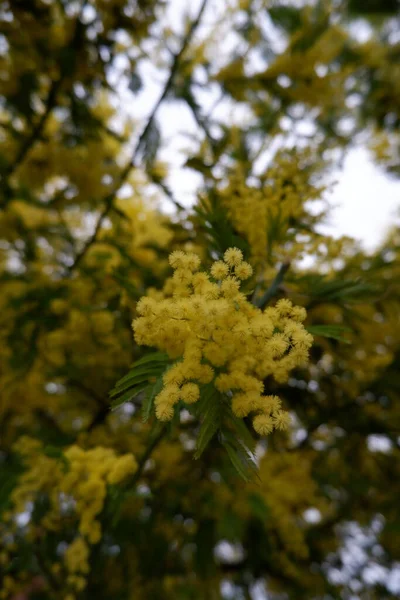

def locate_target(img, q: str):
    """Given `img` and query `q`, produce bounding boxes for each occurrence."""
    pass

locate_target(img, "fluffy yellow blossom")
[133,249,313,435]
[180,382,200,404]
[210,260,229,279]
[224,247,243,266]
[11,439,137,549]
[169,251,200,271]
[67,575,87,591]
[272,410,292,431]
[235,261,253,280]
[107,454,138,485]
[253,414,274,435]
[155,401,175,421]
[64,537,90,574]
[221,151,325,265]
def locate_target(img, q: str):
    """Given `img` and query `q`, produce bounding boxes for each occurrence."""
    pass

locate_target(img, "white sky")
[325,149,400,250]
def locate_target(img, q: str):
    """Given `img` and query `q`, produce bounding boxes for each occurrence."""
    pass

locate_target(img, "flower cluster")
[12,437,137,544]
[60,445,137,543]
[64,536,90,593]
[10,437,137,594]
[133,249,313,435]
[221,152,325,264]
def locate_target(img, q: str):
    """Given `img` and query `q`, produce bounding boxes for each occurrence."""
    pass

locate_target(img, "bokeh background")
[1,1,400,599]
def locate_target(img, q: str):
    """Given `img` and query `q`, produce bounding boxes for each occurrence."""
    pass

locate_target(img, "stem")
[185,92,218,151]
[110,425,167,526]
[129,425,167,487]
[3,78,62,181]
[149,176,186,211]
[68,379,111,431]
[255,261,290,309]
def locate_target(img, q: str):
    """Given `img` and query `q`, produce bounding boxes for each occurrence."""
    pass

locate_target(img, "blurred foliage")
[0,0,400,599]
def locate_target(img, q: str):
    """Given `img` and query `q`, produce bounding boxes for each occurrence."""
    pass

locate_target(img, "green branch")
[255,261,290,309]
[129,425,167,487]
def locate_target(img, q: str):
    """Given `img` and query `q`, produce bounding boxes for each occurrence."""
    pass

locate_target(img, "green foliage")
[1,1,400,598]
[222,436,258,483]
[268,5,302,33]
[188,383,257,481]
[193,193,249,258]
[142,375,164,422]
[109,352,170,411]
[192,385,224,459]
[307,324,352,343]
[347,0,400,16]
[297,273,378,307]
[0,455,24,515]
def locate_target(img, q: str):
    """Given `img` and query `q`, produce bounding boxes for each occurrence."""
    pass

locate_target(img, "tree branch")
[68,378,111,431]
[185,91,219,151]
[3,78,62,181]
[67,0,209,273]
[128,425,167,487]
[254,261,290,309]
[109,425,167,526]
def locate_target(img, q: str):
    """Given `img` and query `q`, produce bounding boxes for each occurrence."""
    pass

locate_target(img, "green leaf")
[302,275,377,304]
[194,406,221,459]
[223,441,256,482]
[142,376,163,422]
[192,382,216,413]
[110,370,162,397]
[109,352,170,412]
[248,493,270,522]
[110,383,148,410]
[307,324,352,343]
[109,353,174,418]
[129,352,170,369]
[194,386,223,458]
[226,410,256,454]
[222,428,258,482]
[268,5,302,33]
[193,193,249,257]
[191,385,258,465]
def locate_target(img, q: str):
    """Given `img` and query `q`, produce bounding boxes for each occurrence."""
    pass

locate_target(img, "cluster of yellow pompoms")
[61,445,137,543]
[9,437,137,594]
[221,152,325,264]
[133,248,313,435]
